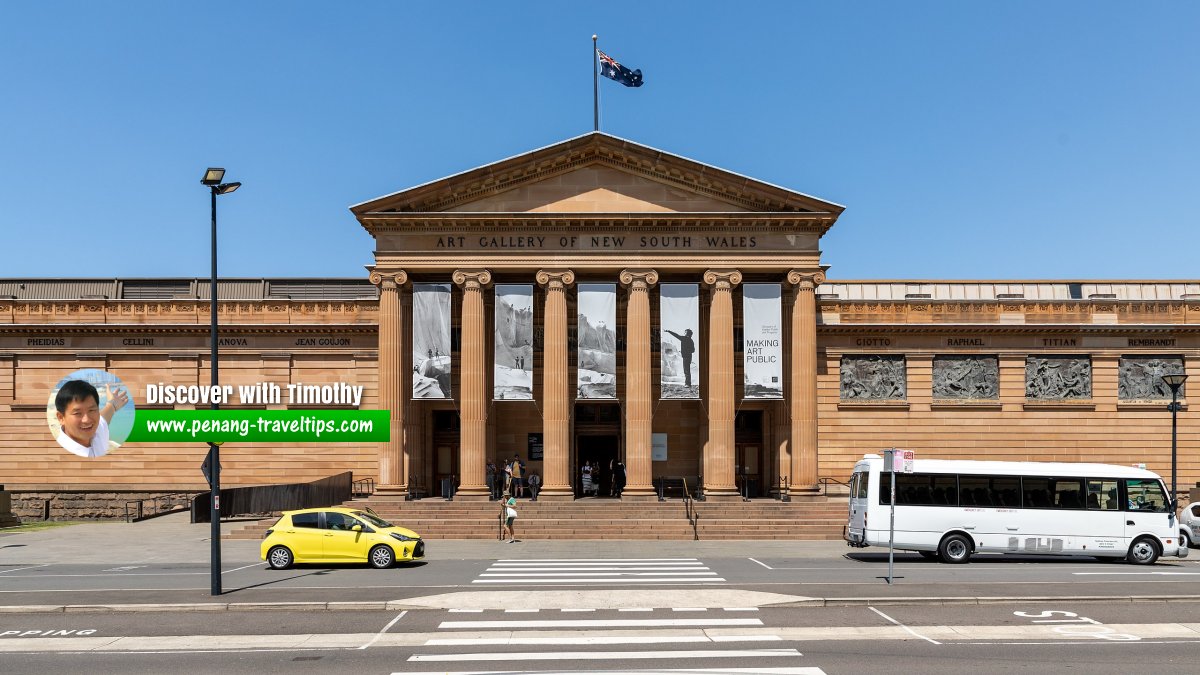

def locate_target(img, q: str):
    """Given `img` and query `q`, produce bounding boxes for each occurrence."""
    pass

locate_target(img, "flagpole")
[592,34,599,132]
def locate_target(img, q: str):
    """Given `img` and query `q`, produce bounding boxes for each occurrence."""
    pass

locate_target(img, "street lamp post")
[1162,373,1188,522]
[201,168,240,596]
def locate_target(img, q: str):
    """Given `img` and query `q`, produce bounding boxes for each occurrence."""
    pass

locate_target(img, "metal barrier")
[656,476,701,501]
[819,477,851,496]
[191,471,354,523]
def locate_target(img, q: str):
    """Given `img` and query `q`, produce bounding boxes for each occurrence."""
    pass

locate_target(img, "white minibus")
[845,454,1188,564]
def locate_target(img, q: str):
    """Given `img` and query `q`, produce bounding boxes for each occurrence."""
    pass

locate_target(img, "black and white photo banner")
[412,283,452,399]
[743,283,783,399]
[576,283,617,399]
[660,283,700,399]
[494,284,534,400]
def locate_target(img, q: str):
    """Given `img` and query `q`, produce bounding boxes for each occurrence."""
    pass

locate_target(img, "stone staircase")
[228,496,849,541]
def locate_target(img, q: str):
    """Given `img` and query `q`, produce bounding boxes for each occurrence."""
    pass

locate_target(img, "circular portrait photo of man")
[45,369,135,458]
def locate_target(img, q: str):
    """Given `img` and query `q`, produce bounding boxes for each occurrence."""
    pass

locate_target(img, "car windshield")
[354,511,394,528]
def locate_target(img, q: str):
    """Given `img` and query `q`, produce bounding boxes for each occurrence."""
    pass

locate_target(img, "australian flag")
[597,49,643,87]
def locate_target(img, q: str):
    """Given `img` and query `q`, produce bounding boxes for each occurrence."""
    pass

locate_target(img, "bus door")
[847,467,869,544]
[1084,478,1125,554]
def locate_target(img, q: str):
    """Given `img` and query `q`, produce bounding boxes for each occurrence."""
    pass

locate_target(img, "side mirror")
[350,524,363,532]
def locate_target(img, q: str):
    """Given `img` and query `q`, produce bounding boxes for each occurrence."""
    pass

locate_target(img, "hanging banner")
[576,283,617,399]
[494,284,534,400]
[412,283,452,399]
[660,283,700,399]
[743,283,783,399]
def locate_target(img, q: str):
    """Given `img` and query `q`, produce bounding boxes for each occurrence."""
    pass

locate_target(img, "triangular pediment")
[351,132,844,217]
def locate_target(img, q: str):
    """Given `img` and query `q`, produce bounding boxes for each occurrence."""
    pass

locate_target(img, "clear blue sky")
[2,2,1197,281]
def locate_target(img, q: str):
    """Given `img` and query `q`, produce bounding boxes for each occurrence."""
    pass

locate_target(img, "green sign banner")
[126,409,390,443]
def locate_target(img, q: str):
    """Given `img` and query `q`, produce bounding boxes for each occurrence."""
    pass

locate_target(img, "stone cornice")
[360,213,835,236]
[818,324,1200,335]
[0,324,378,335]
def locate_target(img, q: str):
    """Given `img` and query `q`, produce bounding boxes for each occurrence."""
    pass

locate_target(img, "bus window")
[849,472,860,499]
[1086,479,1118,510]
[1051,478,1085,509]
[1124,479,1168,512]
[856,472,869,499]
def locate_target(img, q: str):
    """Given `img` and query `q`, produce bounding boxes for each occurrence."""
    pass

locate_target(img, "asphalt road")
[3,602,1199,674]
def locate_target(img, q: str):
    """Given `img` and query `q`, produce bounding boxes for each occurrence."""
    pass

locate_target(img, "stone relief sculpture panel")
[1025,356,1092,400]
[933,355,999,399]
[1119,356,1185,400]
[840,355,906,400]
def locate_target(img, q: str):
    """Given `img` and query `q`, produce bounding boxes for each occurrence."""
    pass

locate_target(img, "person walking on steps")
[503,497,519,543]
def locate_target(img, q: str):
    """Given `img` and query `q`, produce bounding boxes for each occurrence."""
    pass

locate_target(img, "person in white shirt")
[54,380,128,458]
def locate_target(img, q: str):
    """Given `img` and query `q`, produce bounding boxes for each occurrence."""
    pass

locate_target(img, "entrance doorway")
[432,410,460,498]
[735,411,764,498]
[577,434,619,497]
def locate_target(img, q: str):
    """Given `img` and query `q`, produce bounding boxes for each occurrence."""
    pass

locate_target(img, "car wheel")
[1127,536,1160,565]
[267,545,294,570]
[938,533,972,564]
[369,545,396,569]
[1181,529,1192,549]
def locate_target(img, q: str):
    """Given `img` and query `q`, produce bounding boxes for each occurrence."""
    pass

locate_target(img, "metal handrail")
[352,477,376,498]
[681,477,699,540]
[124,493,194,523]
[819,477,851,496]
[778,475,791,502]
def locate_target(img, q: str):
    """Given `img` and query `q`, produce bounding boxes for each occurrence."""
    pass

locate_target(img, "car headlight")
[390,532,417,542]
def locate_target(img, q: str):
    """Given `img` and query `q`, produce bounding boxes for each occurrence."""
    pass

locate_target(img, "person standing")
[510,454,525,499]
[528,471,541,501]
[503,497,519,543]
[581,461,594,496]
[486,460,498,500]
[611,458,627,498]
[503,457,514,497]
[665,329,695,388]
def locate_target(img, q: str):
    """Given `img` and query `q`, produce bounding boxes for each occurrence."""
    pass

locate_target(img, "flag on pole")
[597,49,643,87]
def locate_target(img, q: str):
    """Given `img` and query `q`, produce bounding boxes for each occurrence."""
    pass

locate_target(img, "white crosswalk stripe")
[475,558,723,584]
[397,669,827,674]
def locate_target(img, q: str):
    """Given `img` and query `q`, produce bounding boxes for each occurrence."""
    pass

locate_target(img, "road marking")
[505,609,539,613]
[408,648,803,662]
[481,571,718,576]
[473,578,727,584]
[562,608,596,612]
[393,662,825,667]
[357,610,406,650]
[868,606,941,645]
[1073,572,1200,576]
[425,635,784,646]
[0,565,49,575]
[222,563,265,574]
[493,562,706,566]
[476,558,720,585]
[618,608,653,612]
[673,607,707,612]
[396,669,827,675]
[748,558,773,569]
[438,618,765,629]
[725,607,759,611]
[448,609,483,613]
[100,566,145,573]
[495,558,702,562]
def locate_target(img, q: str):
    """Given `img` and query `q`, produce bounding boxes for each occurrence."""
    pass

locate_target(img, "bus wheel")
[1126,537,1160,565]
[938,533,973,564]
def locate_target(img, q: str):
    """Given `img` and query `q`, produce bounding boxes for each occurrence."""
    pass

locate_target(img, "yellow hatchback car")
[260,507,424,569]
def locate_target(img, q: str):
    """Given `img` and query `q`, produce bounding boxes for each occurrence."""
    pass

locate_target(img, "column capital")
[452,269,492,290]
[786,269,826,290]
[535,269,576,289]
[368,269,409,289]
[703,269,743,290]
[619,269,659,289]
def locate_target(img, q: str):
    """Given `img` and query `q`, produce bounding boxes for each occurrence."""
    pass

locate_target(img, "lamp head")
[1162,373,1188,392]
[215,182,241,195]
[202,168,225,186]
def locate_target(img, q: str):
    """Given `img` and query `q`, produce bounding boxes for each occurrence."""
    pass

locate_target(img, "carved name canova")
[933,355,1000,399]
[840,355,907,400]
[1025,356,1092,400]
[1118,356,1186,400]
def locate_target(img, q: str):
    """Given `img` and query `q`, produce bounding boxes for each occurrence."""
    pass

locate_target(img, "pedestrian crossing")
[473,557,724,584]
[393,608,827,675]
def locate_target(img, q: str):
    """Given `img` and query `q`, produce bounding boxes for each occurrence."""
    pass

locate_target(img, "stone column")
[453,269,492,499]
[536,269,575,500]
[619,269,659,499]
[369,269,408,496]
[787,269,825,493]
[702,269,742,499]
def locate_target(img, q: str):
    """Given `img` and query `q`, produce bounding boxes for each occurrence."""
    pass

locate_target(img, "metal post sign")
[882,448,914,585]
[887,448,915,474]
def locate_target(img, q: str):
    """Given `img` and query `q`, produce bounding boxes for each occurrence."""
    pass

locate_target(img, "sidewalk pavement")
[0,512,852,565]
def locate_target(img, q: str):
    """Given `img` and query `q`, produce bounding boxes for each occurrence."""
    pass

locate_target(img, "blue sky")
[1,2,1196,281]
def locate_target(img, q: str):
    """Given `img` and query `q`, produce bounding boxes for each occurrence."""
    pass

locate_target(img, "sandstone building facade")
[1,133,1196,516]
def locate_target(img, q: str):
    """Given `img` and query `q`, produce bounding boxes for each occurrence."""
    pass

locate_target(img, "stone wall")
[9,491,198,521]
